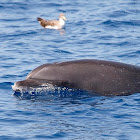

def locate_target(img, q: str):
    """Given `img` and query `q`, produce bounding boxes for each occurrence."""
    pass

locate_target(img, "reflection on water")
[58,29,66,35]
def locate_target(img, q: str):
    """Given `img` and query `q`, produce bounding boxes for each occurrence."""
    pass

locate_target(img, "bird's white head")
[59,13,67,21]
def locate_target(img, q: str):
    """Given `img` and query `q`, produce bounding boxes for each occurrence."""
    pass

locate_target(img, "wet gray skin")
[12,59,140,96]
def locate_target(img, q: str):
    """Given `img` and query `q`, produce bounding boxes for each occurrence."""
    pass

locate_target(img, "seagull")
[37,13,67,29]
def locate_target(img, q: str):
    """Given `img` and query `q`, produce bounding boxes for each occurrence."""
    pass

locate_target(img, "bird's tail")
[37,17,43,21]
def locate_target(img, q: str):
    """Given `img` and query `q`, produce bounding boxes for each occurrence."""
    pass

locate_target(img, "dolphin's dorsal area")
[12,59,140,96]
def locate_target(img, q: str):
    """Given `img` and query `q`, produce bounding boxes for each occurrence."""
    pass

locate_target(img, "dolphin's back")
[25,59,140,95]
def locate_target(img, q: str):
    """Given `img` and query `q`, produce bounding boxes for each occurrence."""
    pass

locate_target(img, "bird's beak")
[63,16,67,21]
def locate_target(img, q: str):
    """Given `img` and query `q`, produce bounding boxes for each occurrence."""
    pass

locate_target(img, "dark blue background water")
[1,0,140,139]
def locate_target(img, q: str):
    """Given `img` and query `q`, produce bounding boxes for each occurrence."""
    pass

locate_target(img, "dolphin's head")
[12,79,41,92]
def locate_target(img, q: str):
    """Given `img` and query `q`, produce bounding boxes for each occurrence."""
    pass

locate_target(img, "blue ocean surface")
[1,0,140,139]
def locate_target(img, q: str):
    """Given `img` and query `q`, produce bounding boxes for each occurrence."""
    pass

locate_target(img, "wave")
[102,20,140,27]
[0,82,14,89]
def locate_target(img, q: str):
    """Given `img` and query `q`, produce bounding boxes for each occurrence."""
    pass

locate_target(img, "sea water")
[0,0,140,139]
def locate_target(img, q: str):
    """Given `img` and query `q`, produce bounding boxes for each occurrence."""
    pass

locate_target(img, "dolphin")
[12,59,140,96]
